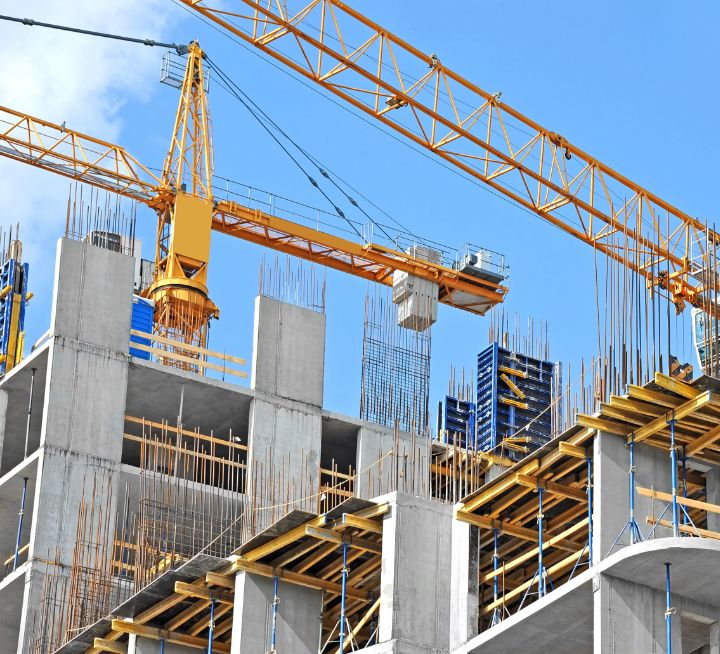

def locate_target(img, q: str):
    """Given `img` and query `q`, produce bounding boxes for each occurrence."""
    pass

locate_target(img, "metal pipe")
[629,436,639,543]
[587,455,594,564]
[23,367,36,458]
[207,598,216,654]
[665,562,672,654]
[681,444,688,527]
[537,487,545,597]
[491,528,501,625]
[669,418,679,537]
[13,477,28,571]
[270,576,279,653]
[160,640,165,654]
[339,543,349,653]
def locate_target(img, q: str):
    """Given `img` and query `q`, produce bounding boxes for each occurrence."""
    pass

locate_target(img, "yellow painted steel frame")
[149,42,219,353]
[180,0,717,313]
[0,104,507,317]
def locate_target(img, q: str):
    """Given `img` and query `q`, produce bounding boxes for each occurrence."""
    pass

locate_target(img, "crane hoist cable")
[0,14,187,54]
[206,57,408,244]
[210,67,364,241]
[205,57,411,242]
[167,0,583,239]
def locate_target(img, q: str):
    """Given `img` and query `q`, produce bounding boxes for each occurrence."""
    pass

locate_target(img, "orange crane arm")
[0,104,506,314]
[179,0,716,312]
[0,105,163,206]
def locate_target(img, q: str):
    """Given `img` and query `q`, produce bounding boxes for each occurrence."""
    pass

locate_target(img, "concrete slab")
[125,360,254,442]
[237,509,316,556]
[454,570,594,654]
[599,537,720,608]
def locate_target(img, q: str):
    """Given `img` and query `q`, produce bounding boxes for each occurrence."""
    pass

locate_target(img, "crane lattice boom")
[180,0,717,313]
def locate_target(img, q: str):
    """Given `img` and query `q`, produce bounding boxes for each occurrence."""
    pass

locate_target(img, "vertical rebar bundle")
[360,288,432,435]
[258,254,326,313]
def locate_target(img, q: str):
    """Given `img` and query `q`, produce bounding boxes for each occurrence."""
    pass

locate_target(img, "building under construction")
[2,2,720,654]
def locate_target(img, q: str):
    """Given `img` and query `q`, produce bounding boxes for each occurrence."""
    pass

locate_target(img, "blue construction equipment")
[0,240,29,375]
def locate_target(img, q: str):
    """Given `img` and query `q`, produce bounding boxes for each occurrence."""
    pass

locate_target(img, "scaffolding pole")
[609,435,643,553]
[13,477,28,571]
[23,367,36,458]
[537,487,546,598]
[270,576,279,653]
[339,543,349,654]
[207,598,216,654]
[669,417,679,537]
[665,562,673,654]
[490,528,502,626]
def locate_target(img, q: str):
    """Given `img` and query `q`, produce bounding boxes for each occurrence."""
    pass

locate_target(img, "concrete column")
[449,518,480,649]
[251,295,326,407]
[706,465,720,532]
[594,573,681,654]
[230,572,321,653]
[355,426,430,500]
[711,621,720,654]
[247,398,321,526]
[378,493,453,651]
[0,389,8,467]
[16,239,133,653]
[593,432,672,562]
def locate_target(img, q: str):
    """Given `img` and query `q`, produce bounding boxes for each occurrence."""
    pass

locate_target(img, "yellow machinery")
[179,0,719,317]
[0,1,718,365]
[0,40,508,363]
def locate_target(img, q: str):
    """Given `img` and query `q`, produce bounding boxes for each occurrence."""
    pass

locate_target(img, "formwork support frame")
[609,435,643,554]
[13,476,28,571]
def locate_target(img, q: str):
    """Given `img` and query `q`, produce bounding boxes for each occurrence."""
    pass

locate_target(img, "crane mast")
[0,42,508,364]
[149,42,218,355]
[179,0,718,315]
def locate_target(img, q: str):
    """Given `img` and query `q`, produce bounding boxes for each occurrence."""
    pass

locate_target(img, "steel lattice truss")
[181,0,718,311]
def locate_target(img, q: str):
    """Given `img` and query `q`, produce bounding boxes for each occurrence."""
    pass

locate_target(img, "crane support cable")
[0,14,187,54]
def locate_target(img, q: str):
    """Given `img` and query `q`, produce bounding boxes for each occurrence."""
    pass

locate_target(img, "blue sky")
[2,1,719,421]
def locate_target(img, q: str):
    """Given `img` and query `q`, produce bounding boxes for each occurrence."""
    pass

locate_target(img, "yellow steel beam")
[631,390,715,444]
[686,423,720,456]
[515,474,587,502]
[653,373,702,399]
[179,0,718,313]
[173,582,234,605]
[499,396,529,410]
[637,486,720,515]
[92,639,127,654]
[229,558,370,600]
[558,442,587,459]
[646,517,720,540]
[110,620,230,652]
[500,372,526,399]
[304,525,382,554]
[237,515,327,560]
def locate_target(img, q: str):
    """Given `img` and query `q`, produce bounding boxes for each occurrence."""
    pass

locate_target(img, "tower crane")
[179,0,718,318]
[0,41,508,365]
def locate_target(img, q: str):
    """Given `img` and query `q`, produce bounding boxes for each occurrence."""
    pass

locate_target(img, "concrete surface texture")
[230,572,322,653]
[377,492,453,651]
[2,237,720,654]
[251,295,326,406]
[15,239,134,653]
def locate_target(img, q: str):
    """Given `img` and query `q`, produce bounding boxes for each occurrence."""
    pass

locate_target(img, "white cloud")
[0,0,177,317]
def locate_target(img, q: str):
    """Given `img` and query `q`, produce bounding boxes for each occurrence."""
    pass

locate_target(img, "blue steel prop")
[608,435,644,554]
